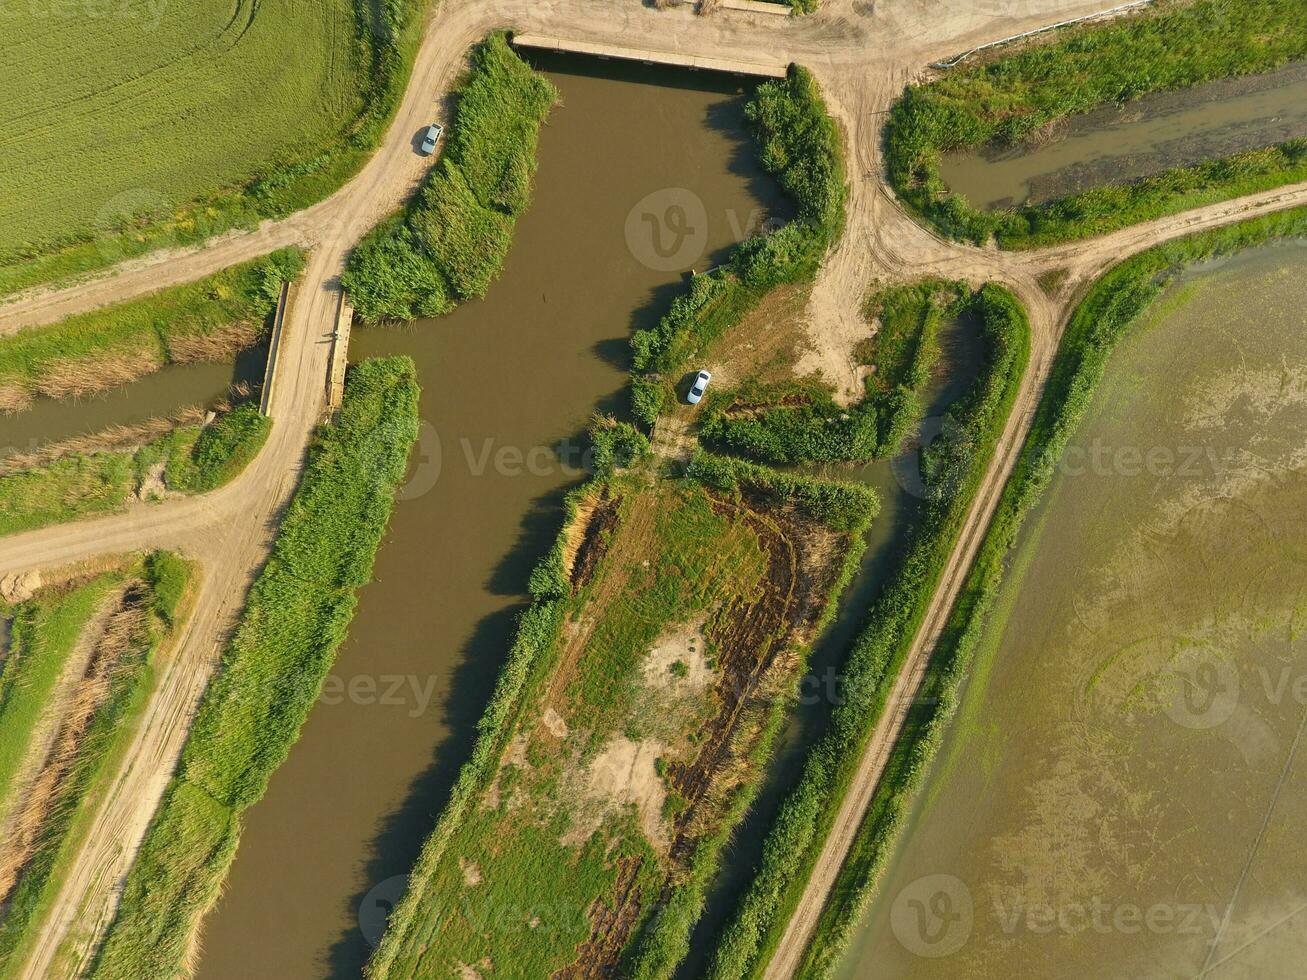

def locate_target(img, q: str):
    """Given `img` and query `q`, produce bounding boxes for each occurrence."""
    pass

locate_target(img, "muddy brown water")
[0,351,265,460]
[836,242,1307,979]
[678,309,987,975]
[940,62,1307,211]
[191,56,791,979]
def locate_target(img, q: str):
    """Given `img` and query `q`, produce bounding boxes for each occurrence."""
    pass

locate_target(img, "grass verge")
[341,33,557,321]
[0,250,302,412]
[87,356,420,978]
[0,555,196,979]
[787,207,1307,977]
[886,0,1307,248]
[0,403,271,538]
[704,284,1030,980]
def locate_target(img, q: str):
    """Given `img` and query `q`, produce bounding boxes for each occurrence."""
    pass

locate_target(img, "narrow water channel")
[0,352,264,459]
[679,309,987,975]
[192,56,786,979]
[940,62,1307,210]
[836,242,1307,979]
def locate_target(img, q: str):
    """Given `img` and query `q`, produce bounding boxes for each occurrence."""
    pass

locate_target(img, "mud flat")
[836,242,1307,978]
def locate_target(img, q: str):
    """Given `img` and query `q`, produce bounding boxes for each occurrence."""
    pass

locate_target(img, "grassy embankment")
[0,0,425,296]
[705,284,1029,980]
[0,249,302,412]
[341,33,557,321]
[366,419,877,978]
[698,282,962,464]
[887,0,1307,248]
[0,250,301,535]
[631,65,845,427]
[785,207,1307,978]
[0,404,271,537]
[0,554,194,978]
[86,357,418,978]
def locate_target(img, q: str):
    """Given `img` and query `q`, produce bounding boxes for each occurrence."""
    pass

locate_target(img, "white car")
[686,370,712,405]
[419,123,444,155]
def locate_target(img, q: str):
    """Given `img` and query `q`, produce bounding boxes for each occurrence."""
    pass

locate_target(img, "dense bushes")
[630,66,845,419]
[91,357,420,978]
[342,34,556,321]
[886,0,1307,247]
[164,403,272,494]
[706,284,1029,980]
[698,282,955,465]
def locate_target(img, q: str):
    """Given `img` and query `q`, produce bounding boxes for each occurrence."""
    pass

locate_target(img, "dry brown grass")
[0,586,147,904]
[0,383,33,414]
[34,350,164,400]
[0,407,208,476]
[165,321,259,363]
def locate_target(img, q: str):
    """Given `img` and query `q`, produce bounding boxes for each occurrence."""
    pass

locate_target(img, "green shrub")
[343,34,556,320]
[886,0,1307,247]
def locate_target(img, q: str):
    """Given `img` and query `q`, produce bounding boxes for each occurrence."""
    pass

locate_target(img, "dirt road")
[3,0,1306,975]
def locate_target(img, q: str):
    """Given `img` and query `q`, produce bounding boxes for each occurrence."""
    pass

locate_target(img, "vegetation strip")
[789,207,1307,977]
[0,403,271,538]
[0,0,425,297]
[0,249,303,414]
[88,357,419,978]
[631,65,845,425]
[698,281,958,464]
[0,555,193,979]
[705,284,1030,980]
[342,33,558,321]
[886,0,1307,247]
[367,421,877,978]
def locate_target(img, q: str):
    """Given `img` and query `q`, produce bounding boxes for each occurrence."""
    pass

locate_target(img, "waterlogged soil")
[837,242,1307,979]
[940,62,1307,210]
[0,350,265,459]
[678,311,986,974]
[191,56,787,980]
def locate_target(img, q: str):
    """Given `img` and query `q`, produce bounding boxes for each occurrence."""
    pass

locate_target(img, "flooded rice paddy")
[940,62,1307,210]
[191,55,789,979]
[837,242,1307,978]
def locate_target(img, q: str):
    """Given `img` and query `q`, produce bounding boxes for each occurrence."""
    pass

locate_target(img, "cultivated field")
[0,0,414,294]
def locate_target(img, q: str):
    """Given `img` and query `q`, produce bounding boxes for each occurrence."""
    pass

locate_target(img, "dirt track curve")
[2,0,1306,975]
